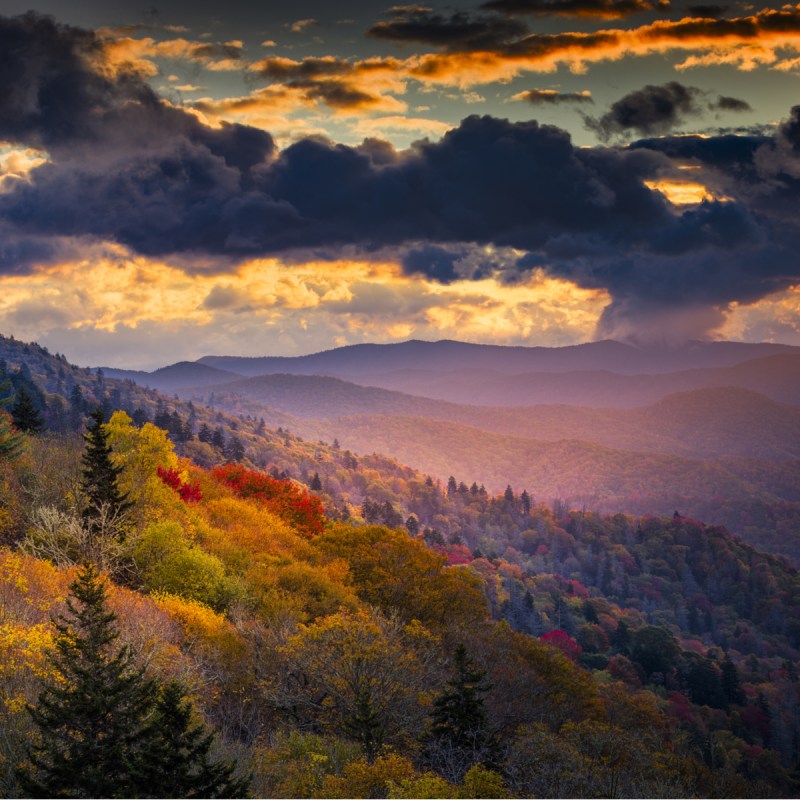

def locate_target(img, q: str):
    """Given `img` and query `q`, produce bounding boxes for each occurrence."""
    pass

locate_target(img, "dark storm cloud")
[713,96,752,113]
[401,246,459,283]
[368,9,528,51]
[479,0,668,18]
[515,88,593,105]
[586,82,705,140]
[2,11,800,341]
[686,5,726,18]
[586,83,752,141]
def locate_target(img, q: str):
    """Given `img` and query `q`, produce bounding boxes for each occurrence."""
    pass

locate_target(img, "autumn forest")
[0,333,799,798]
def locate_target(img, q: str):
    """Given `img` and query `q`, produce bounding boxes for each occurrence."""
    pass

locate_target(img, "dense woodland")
[1,334,800,797]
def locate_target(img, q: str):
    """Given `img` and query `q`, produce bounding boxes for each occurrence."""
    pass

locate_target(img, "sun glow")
[0,250,610,367]
[644,179,721,206]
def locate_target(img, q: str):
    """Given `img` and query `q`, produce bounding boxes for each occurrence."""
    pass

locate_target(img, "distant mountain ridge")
[341,353,800,408]
[100,339,800,408]
[195,338,800,378]
[101,361,245,392]
[184,373,800,461]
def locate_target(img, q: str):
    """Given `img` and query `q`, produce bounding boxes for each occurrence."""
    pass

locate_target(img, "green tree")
[11,385,45,433]
[423,644,497,782]
[141,681,249,798]
[80,408,131,529]
[0,410,23,462]
[20,565,247,798]
[19,564,158,798]
[0,378,24,461]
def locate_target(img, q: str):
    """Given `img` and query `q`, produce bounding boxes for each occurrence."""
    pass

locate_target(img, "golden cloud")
[0,251,609,360]
[237,6,800,112]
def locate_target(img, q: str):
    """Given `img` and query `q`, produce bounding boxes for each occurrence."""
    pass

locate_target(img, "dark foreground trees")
[80,408,131,528]
[423,644,498,782]
[19,564,248,798]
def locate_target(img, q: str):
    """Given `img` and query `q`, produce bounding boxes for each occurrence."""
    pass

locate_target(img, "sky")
[2,1,800,367]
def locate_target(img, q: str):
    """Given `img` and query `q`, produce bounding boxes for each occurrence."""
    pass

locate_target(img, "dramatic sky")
[2,1,800,367]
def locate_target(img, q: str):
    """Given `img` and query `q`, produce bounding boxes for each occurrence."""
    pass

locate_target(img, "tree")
[309,471,323,491]
[19,564,158,798]
[10,385,44,433]
[275,608,435,762]
[140,681,249,798]
[0,379,24,461]
[19,565,247,798]
[423,644,497,782]
[0,411,23,462]
[80,408,131,530]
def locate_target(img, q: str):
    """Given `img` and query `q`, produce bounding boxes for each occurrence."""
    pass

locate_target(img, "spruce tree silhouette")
[10,385,44,433]
[80,408,131,530]
[20,564,249,798]
[19,564,158,798]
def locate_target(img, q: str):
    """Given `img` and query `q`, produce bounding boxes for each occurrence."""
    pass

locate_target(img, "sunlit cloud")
[100,33,245,77]
[353,116,453,139]
[643,178,723,205]
[0,248,610,368]
[252,6,800,112]
[0,144,48,193]
[721,285,800,345]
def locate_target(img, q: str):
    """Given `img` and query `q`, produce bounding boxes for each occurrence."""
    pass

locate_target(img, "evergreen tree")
[721,654,746,705]
[19,565,158,798]
[0,378,24,461]
[11,384,44,433]
[0,410,24,461]
[140,682,249,798]
[211,427,226,451]
[225,434,245,463]
[309,471,322,491]
[20,566,248,799]
[423,644,497,782]
[80,408,131,529]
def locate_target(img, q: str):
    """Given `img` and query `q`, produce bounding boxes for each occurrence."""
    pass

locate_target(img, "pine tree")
[140,682,249,798]
[0,379,24,461]
[80,408,131,529]
[423,644,497,782]
[20,565,249,798]
[0,410,23,461]
[19,565,158,798]
[11,385,44,433]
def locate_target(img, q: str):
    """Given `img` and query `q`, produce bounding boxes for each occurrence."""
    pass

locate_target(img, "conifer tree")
[0,378,24,461]
[20,565,249,799]
[140,681,249,798]
[19,565,158,798]
[80,408,131,528]
[423,644,497,782]
[11,384,44,433]
[0,410,23,461]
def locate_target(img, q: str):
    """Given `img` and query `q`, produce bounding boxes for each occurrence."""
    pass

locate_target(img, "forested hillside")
[1,333,800,796]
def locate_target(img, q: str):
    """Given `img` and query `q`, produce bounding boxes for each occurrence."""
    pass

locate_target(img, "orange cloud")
[100,33,245,77]
[404,6,800,84]
[240,6,800,111]
[249,55,408,113]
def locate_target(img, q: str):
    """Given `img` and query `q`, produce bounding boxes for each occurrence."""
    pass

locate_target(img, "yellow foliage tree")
[275,607,438,760]
[104,411,182,529]
[315,524,488,631]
